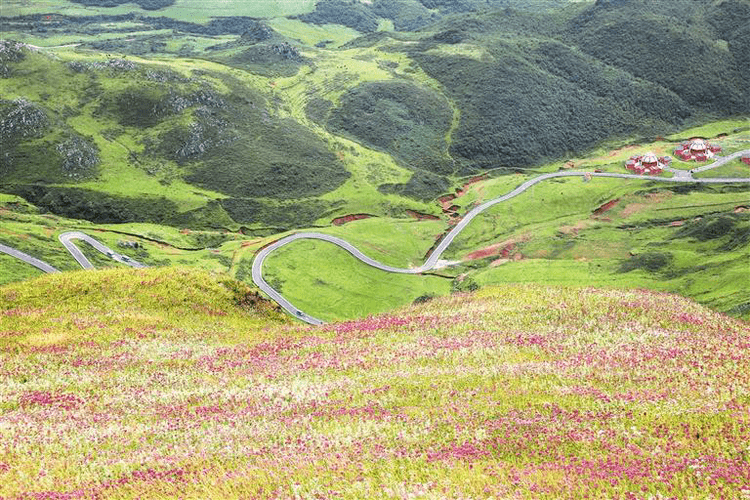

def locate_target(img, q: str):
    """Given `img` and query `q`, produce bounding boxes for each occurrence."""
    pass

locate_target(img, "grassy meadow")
[1,269,749,498]
[1,0,317,22]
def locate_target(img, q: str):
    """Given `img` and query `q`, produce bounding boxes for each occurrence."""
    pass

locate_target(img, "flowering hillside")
[1,269,749,498]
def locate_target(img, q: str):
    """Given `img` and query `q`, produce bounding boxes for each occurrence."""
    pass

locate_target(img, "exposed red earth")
[438,174,489,215]
[592,198,621,216]
[331,213,373,226]
[405,210,440,221]
[464,235,530,262]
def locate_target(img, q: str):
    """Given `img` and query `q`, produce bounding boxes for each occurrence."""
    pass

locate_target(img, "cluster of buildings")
[623,139,731,176]
[625,152,670,175]
[674,138,721,162]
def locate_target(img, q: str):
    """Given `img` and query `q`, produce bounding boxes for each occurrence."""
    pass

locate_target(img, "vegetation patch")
[378,170,449,201]
[68,0,175,10]
[220,198,340,229]
[225,42,306,78]
[327,80,453,174]
[2,282,748,498]
[618,251,673,273]
[3,185,179,224]
[671,212,750,251]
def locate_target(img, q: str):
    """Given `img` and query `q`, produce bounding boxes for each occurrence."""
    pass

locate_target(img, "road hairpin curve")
[2,149,749,325]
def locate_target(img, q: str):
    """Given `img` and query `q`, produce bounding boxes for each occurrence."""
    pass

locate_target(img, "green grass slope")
[260,122,750,321]
[1,274,749,498]
[2,121,748,322]
[0,266,287,348]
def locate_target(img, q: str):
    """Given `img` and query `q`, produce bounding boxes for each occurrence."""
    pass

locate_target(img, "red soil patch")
[465,242,506,260]
[592,198,620,216]
[620,192,673,218]
[465,236,529,261]
[405,210,440,221]
[607,144,639,157]
[457,174,488,193]
[669,221,685,227]
[558,220,592,236]
[438,194,456,212]
[437,175,488,213]
[331,214,373,226]
[734,206,749,213]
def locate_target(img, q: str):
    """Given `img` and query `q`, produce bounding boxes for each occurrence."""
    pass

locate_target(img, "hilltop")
[1,269,748,498]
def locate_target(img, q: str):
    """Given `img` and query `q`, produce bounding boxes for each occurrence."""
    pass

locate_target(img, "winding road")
[58,231,146,270]
[251,165,750,324]
[0,231,144,275]
[2,150,749,325]
[0,243,59,273]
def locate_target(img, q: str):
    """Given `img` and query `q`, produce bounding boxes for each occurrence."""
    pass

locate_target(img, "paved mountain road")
[58,231,146,270]
[1,150,748,324]
[0,243,59,273]
[252,158,750,324]
[0,232,144,277]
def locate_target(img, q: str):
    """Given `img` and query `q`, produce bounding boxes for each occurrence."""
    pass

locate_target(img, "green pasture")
[311,217,445,268]
[1,0,317,22]
[268,18,360,48]
[666,118,750,141]
[695,159,750,179]
[261,238,451,322]
[447,177,649,256]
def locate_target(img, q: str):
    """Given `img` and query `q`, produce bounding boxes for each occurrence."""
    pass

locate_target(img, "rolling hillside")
[2,0,749,229]
[2,4,750,496]
[1,0,749,323]
[1,269,748,498]
[2,120,749,321]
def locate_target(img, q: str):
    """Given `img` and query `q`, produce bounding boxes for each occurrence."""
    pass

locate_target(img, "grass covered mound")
[0,267,287,348]
[1,280,748,498]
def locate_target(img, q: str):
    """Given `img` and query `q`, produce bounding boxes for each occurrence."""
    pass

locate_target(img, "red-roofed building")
[675,139,721,162]
[625,152,665,175]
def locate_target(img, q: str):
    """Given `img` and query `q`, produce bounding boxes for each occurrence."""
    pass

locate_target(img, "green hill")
[1,270,748,498]
[2,0,749,229]
[2,120,749,321]
[1,0,749,322]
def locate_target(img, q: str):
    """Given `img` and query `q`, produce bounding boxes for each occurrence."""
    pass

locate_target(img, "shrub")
[618,252,673,273]
[327,81,453,173]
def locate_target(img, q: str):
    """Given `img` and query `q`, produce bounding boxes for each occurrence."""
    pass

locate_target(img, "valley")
[3,140,749,322]
[2,1,750,498]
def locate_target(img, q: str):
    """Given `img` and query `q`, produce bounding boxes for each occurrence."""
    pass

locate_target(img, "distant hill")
[1,0,749,227]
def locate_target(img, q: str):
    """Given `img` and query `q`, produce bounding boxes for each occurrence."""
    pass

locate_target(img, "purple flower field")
[1,269,748,498]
